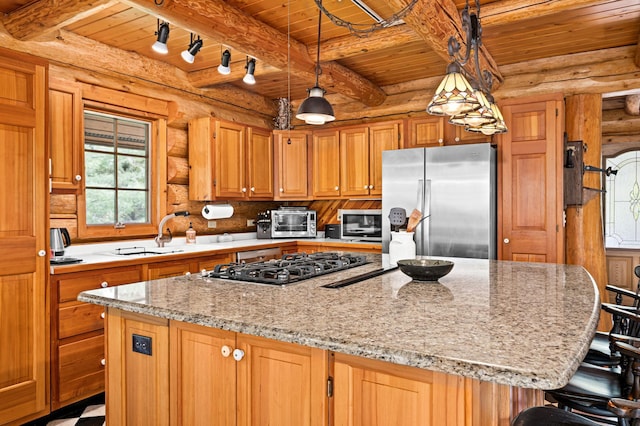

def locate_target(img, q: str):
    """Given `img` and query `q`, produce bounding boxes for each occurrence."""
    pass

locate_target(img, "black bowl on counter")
[397,259,454,282]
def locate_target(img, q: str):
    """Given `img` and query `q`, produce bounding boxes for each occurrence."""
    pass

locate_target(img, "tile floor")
[22,394,105,426]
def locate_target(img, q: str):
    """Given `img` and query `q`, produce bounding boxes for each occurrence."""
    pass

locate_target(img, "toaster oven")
[270,208,317,238]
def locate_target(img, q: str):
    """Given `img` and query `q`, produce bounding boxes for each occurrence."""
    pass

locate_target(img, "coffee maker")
[256,211,272,239]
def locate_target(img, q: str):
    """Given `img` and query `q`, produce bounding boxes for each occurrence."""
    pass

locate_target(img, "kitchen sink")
[113,246,185,256]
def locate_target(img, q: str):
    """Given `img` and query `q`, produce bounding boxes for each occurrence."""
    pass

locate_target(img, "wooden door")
[369,122,401,197]
[236,333,328,426]
[0,50,49,424]
[340,127,370,197]
[406,116,444,148]
[273,130,311,200]
[215,120,246,199]
[188,117,215,201]
[246,126,273,199]
[49,79,83,192]
[170,322,236,426]
[312,130,341,198]
[498,95,564,263]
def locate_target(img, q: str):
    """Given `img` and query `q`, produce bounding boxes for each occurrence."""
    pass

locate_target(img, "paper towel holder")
[202,204,234,219]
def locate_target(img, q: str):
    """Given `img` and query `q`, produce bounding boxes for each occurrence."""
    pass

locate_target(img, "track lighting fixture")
[152,20,170,55]
[181,34,203,64]
[243,57,256,85]
[296,10,335,125]
[217,49,231,75]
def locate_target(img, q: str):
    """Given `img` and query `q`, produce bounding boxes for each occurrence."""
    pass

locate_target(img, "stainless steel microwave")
[338,209,382,242]
[270,208,317,238]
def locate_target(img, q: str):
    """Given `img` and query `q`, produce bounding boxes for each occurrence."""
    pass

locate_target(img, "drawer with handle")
[58,266,142,303]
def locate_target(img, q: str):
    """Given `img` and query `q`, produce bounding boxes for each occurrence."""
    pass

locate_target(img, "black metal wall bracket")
[584,165,618,177]
[564,139,618,207]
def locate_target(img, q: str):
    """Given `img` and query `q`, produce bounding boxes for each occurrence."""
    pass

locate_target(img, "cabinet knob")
[101,281,108,288]
[369,185,374,189]
[233,348,245,362]
[221,345,231,358]
[75,174,82,181]
[38,250,47,257]
[242,187,247,192]
[438,138,444,144]
[280,188,284,192]
[250,187,255,192]
[503,238,510,244]
[100,358,106,366]
[334,186,339,191]
[363,185,368,189]
[100,312,105,319]
[454,137,460,142]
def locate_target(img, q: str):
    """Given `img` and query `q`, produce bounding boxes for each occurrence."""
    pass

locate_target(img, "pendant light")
[152,20,170,54]
[296,10,335,125]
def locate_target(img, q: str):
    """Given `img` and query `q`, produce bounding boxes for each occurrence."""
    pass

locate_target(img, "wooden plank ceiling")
[0,0,639,114]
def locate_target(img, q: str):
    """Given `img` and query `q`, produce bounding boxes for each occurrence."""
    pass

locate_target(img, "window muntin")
[605,150,640,248]
[83,111,150,226]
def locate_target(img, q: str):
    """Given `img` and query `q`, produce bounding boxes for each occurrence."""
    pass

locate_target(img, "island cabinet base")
[105,309,543,426]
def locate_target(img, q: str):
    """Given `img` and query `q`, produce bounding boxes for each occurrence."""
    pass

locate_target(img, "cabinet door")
[274,130,311,200]
[369,122,401,197]
[446,123,492,145]
[312,130,341,198]
[147,260,193,280]
[188,117,215,201]
[340,127,370,197]
[236,334,328,426]
[50,80,83,192]
[171,322,237,426]
[215,120,246,199]
[407,116,444,148]
[247,126,274,199]
[498,95,564,263]
[0,51,48,424]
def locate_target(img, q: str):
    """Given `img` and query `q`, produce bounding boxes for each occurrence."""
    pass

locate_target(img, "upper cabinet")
[312,129,340,198]
[273,130,312,200]
[339,121,402,198]
[406,116,491,148]
[188,118,273,201]
[49,79,83,192]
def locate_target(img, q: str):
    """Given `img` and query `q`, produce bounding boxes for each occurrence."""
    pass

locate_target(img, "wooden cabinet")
[49,79,83,192]
[312,130,341,198]
[0,49,49,425]
[340,122,401,197]
[50,265,143,409]
[407,116,491,148]
[106,314,328,426]
[497,94,564,263]
[273,130,312,200]
[188,118,273,201]
[146,253,232,280]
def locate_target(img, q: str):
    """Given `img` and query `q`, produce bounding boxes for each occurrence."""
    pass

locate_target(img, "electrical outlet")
[132,334,152,356]
[247,219,255,226]
[208,220,217,228]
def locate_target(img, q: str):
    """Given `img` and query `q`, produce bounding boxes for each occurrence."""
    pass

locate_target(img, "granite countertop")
[78,254,600,390]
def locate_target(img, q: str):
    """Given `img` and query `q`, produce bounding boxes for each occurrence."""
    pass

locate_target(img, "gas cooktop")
[206,252,369,285]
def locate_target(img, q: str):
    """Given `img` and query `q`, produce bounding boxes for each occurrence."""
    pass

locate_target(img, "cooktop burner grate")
[206,252,369,285]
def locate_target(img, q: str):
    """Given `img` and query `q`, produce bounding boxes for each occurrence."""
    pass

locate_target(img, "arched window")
[604,150,640,248]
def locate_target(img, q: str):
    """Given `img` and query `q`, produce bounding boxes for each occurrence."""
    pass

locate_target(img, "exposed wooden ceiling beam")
[119,0,386,106]
[2,0,118,41]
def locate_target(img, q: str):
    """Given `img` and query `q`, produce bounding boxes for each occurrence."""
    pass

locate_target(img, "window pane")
[118,190,148,223]
[605,151,640,248]
[85,113,115,153]
[86,189,115,225]
[117,155,147,189]
[85,152,115,187]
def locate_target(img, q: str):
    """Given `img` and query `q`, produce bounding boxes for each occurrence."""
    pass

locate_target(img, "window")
[84,111,150,226]
[605,150,640,248]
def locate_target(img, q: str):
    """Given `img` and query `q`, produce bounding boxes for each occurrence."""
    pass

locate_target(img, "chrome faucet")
[155,211,189,247]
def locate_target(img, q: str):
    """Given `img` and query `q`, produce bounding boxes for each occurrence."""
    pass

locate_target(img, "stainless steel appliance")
[339,209,382,242]
[206,252,369,285]
[270,207,316,238]
[382,143,496,259]
[256,210,272,239]
[50,228,71,256]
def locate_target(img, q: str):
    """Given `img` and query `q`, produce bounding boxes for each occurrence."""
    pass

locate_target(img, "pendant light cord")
[315,9,322,87]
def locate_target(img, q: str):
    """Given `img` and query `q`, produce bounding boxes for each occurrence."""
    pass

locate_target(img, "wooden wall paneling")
[167,156,189,185]
[167,127,187,157]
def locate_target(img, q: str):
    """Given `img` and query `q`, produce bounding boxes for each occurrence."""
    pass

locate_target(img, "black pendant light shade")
[181,36,203,64]
[243,57,256,85]
[295,10,334,125]
[217,49,231,75]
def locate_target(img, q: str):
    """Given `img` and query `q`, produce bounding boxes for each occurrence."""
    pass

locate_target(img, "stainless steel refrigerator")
[382,143,497,259]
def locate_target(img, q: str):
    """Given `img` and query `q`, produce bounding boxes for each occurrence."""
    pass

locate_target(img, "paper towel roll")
[202,204,234,219]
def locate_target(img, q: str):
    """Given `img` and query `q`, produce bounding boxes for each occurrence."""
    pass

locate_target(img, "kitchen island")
[79,255,600,425]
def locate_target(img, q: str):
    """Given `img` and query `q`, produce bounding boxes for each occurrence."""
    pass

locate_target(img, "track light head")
[217,49,231,75]
[243,58,256,85]
[152,21,170,54]
[181,37,203,64]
